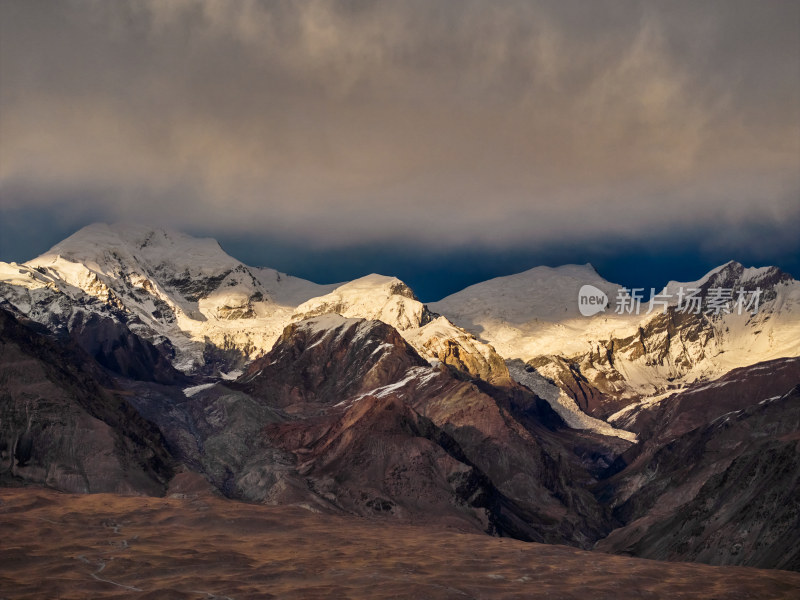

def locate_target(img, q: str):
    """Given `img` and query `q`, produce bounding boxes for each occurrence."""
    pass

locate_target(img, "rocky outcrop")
[268,393,500,533]
[405,316,512,384]
[235,314,430,414]
[677,261,793,299]
[68,311,187,384]
[527,308,720,419]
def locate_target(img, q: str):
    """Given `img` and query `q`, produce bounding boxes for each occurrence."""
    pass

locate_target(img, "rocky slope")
[162,314,625,545]
[610,356,800,441]
[0,308,173,494]
[595,379,800,570]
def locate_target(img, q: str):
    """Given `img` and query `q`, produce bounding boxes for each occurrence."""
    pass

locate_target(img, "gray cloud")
[1,0,798,254]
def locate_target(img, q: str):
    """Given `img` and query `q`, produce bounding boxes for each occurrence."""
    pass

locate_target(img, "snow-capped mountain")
[287,272,631,437]
[3,226,799,570]
[0,225,632,439]
[0,224,511,387]
[291,275,512,384]
[430,264,641,359]
[0,223,338,374]
[433,260,800,418]
[292,274,435,331]
[2,224,797,440]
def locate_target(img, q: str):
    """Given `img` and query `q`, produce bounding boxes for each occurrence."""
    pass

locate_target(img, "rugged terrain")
[1,223,799,584]
[0,309,173,495]
[433,260,800,419]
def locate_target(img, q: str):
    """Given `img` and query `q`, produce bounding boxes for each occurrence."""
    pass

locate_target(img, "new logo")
[578,284,608,317]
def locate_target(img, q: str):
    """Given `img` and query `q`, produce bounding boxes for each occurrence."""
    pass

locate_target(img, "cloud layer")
[1,0,798,254]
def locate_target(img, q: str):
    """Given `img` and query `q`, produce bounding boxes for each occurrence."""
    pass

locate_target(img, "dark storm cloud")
[1,0,798,257]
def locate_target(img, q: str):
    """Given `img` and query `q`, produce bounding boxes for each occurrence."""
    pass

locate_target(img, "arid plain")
[1,487,799,600]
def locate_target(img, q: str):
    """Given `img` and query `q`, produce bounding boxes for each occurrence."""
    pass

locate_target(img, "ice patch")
[507,361,638,442]
[183,383,216,397]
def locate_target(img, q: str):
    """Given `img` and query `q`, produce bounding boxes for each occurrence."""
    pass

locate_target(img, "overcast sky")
[1,0,798,299]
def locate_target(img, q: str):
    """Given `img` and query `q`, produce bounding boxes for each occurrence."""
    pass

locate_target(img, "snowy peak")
[430,263,621,327]
[288,275,515,384]
[3,222,798,420]
[31,223,254,303]
[292,274,435,331]
[426,258,800,418]
[23,223,336,314]
[26,223,280,334]
[663,261,795,297]
[43,223,229,269]
[1,223,338,375]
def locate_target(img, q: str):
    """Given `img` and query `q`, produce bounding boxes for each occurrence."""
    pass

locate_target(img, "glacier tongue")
[507,360,637,442]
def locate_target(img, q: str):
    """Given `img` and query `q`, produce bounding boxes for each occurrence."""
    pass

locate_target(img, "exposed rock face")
[272,393,499,533]
[612,357,800,442]
[407,379,618,546]
[665,261,793,300]
[594,360,800,569]
[0,309,173,495]
[236,314,431,414]
[404,316,512,384]
[203,314,620,545]
[67,311,186,385]
[529,308,718,419]
[0,281,186,385]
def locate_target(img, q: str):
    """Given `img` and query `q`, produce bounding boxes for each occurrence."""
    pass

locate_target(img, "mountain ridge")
[2,223,798,441]
[1,227,799,570]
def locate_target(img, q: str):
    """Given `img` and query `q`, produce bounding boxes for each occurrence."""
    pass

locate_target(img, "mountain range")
[1,223,798,573]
